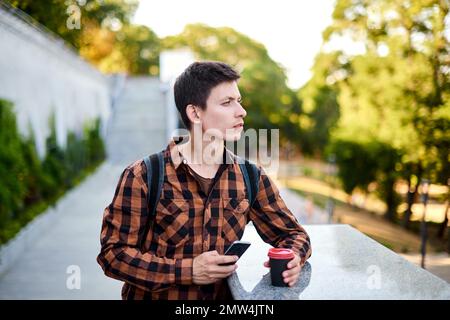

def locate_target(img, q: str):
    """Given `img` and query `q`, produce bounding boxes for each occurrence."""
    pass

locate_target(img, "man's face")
[199,81,247,141]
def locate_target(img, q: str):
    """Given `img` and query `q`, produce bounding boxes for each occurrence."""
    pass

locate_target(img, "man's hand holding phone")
[192,241,251,285]
[192,250,239,285]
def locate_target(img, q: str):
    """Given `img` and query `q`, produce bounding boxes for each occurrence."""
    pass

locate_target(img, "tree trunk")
[402,178,411,225]
[384,178,398,222]
[402,177,417,228]
[403,166,423,229]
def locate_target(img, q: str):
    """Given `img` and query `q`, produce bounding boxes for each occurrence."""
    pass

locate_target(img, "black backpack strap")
[143,151,165,216]
[141,151,164,247]
[239,158,261,208]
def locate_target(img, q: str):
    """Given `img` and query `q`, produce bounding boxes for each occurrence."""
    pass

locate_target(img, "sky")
[133,0,336,90]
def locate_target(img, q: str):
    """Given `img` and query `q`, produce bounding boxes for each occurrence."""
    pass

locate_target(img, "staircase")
[106,76,168,165]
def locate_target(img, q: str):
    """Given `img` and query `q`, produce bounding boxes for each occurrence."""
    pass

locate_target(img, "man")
[97,61,312,300]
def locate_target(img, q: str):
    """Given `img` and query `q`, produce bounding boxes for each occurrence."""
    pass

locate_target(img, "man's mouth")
[233,123,244,128]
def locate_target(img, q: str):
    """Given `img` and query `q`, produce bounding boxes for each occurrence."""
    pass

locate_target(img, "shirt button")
[182,159,187,164]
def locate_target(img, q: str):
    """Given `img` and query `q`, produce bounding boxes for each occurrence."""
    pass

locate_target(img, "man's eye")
[222,101,231,105]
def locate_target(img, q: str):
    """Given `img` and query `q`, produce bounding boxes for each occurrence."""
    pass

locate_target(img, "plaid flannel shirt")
[97,137,312,300]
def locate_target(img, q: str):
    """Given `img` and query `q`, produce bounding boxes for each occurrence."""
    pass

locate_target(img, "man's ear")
[186,104,201,124]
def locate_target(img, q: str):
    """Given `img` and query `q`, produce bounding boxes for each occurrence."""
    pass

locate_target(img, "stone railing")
[228,224,450,299]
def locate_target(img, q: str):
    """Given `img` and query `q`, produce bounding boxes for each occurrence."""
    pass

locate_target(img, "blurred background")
[0,0,448,298]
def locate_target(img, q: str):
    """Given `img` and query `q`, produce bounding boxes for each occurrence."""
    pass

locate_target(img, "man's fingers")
[263,260,270,268]
[197,279,217,285]
[288,275,300,286]
[284,273,299,283]
[287,255,301,269]
[283,263,301,286]
[283,265,300,278]
[284,272,299,285]
[216,254,239,265]
[283,273,296,283]
[209,271,235,279]
[209,268,237,279]
[210,263,237,275]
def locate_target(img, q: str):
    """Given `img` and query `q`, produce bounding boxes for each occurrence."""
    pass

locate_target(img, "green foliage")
[84,117,106,165]
[0,99,27,227]
[327,140,377,194]
[327,139,401,220]
[303,0,449,220]
[0,100,106,245]
[6,0,158,75]
[6,0,139,50]
[98,24,161,75]
[21,131,47,205]
[41,115,68,194]
[298,52,343,155]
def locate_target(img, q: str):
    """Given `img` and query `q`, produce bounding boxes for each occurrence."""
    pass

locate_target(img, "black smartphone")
[219,240,251,266]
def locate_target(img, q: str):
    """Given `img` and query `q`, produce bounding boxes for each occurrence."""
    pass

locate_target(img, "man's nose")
[236,103,247,118]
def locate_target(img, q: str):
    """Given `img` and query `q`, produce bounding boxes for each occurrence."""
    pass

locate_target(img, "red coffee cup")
[268,248,295,287]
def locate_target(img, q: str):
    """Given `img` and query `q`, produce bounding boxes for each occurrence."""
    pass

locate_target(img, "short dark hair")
[174,61,240,130]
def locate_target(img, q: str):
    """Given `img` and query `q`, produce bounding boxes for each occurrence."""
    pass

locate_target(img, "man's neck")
[178,131,225,167]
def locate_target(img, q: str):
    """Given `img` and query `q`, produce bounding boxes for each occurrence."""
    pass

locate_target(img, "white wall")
[0,6,111,157]
[159,49,195,141]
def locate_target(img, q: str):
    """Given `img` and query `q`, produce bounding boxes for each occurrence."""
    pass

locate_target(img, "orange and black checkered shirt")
[97,137,312,300]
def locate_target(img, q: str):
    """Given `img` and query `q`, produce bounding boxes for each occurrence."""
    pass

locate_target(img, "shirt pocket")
[154,198,191,247]
[221,197,250,243]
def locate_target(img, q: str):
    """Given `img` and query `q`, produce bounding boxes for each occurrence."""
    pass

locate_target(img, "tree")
[96,24,160,75]
[7,0,138,49]
[6,0,161,75]
[309,0,450,221]
[298,52,343,156]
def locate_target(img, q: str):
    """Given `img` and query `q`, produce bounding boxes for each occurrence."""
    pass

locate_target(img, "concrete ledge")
[228,224,450,300]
